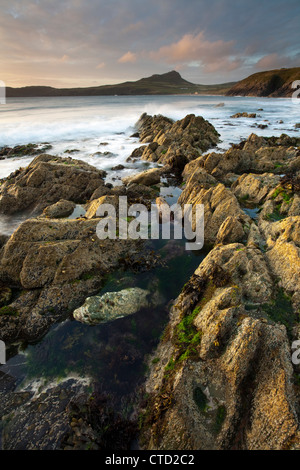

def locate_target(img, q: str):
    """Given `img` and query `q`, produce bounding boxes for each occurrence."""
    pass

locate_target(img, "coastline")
[0,105,299,450]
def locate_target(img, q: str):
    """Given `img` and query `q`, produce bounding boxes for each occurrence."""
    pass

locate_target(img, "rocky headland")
[226,67,300,98]
[0,111,299,450]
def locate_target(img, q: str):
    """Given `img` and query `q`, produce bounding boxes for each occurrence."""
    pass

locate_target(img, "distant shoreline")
[4,67,299,99]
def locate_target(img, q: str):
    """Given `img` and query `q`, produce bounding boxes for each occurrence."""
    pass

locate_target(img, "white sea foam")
[0,94,298,182]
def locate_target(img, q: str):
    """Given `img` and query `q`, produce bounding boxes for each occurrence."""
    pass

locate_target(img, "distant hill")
[6,71,235,97]
[226,67,300,97]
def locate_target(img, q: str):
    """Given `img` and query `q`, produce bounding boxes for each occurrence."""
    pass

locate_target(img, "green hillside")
[226,67,300,97]
[6,71,235,97]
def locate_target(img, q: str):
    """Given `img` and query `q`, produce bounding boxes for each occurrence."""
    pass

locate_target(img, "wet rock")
[0,143,52,159]
[73,287,155,325]
[122,167,163,187]
[63,149,80,154]
[42,199,76,218]
[111,164,125,171]
[1,377,91,450]
[136,113,174,143]
[230,112,257,118]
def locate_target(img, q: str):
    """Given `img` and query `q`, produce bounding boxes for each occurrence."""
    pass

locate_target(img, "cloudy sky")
[0,0,299,87]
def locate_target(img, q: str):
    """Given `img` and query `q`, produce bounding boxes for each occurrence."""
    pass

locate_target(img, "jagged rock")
[232,173,281,204]
[259,216,300,310]
[215,216,246,245]
[194,244,273,304]
[0,154,107,215]
[265,184,300,218]
[288,194,300,216]
[246,223,265,249]
[182,164,217,189]
[266,240,300,310]
[133,113,220,171]
[111,164,125,171]
[260,216,300,248]
[179,183,251,245]
[185,134,300,180]
[136,113,174,144]
[0,234,9,249]
[140,244,300,450]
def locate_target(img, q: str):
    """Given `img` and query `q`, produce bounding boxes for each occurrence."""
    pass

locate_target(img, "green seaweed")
[0,306,18,316]
[214,405,226,433]
[262,288,297,337]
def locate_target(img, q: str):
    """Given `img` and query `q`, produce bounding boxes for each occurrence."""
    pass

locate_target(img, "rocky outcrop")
[178,181,251,245]
[0,216,161,342]
[140,244,300,450]
[130,113,220,171]
[0,377,92,450]
[1,112,300,451]
[137,118,300,451]
[230,112,256,118]
[190,133,300,181]
[0,154,107,215]
[0,143,52,160]
[232,173,281,204]
[226,67,300,98]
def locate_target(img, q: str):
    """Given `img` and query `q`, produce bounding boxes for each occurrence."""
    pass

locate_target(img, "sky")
[0,0,299,88]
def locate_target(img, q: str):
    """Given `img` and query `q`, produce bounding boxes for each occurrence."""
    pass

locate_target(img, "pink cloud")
[96,62,105,69]
[118,51,137,64]
[149,31,238,72]
[59,54,69,62]
[255,53,294,70]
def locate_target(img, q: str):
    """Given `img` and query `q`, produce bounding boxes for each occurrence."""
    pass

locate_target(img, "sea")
[0,94,299,181]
